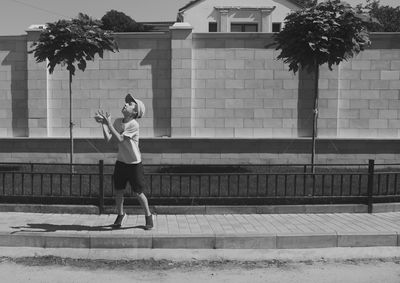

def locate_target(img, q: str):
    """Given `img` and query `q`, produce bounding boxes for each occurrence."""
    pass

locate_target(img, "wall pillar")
[26,29,48,137]
[169,23,193,137]
[261,8,274,32]
[219,9,229,32]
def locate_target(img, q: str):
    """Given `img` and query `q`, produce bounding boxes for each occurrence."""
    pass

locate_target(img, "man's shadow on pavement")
[10,223,147,234]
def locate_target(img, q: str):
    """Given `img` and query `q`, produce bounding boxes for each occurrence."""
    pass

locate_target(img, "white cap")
[125,93,145,118]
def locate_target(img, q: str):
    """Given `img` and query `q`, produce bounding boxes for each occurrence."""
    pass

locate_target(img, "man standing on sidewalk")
[95,93,153,230]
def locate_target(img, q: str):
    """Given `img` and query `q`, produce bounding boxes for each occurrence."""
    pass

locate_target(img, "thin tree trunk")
[69,71,74,174]
[311,61,319,173]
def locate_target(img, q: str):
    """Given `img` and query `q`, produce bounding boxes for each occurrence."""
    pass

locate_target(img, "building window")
[231,23,258,32]
[272,22,281,33]
[209,22,217,32]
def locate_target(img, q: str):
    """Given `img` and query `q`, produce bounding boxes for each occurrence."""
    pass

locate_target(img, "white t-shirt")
[113,118,141,164]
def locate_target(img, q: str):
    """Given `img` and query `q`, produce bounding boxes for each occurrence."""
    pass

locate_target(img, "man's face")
[122,101,137,117]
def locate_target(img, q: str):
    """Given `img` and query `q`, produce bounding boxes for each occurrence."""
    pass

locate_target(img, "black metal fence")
[1,160,400,213]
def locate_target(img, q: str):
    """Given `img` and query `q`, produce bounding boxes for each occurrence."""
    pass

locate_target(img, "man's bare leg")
[136,192,151,216]
[115,190,124,215]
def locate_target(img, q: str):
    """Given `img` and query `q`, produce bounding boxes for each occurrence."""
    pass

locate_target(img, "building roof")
[179,0,304,12]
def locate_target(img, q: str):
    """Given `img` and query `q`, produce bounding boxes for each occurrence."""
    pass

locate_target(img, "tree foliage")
[294,0,318,8]
[274,0,371,73]
[30,13,118,76]
[357,0,400,32]
[101,10,151,32]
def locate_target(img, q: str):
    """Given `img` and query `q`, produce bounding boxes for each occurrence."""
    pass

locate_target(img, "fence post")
[98,160,104,214]
[367,159,375,213]
[30,162,34,194]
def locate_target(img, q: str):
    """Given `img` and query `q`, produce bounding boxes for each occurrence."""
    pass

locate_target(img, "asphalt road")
[1,257,400,283]
[1,247,400,283]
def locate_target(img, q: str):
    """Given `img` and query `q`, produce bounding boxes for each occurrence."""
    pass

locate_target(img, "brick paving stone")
[116,215,138,235]
[154,215,168,234]
[378,212,400,223]
[126,214,142,234]
[236,215,259,233]
[320,214,360,232]
[293,224,315,234]
[300,214,336,233]
[71,213,86,226]
[166,215,179,231]
[346,214,383,232]
[186,215,202,233]
[2,212,400,249]
[335,213,378,232]
[214,215,235,234]
[333,214,365,232]
[368,214,400,231]
[241,215,261,232]
[176,215,191,234]
[253,215,278,233]
[312,214,350,232]
[281,214,314,233]
[166,215,180,233]
[336,214,372,231]
[267,215,293,233]
[195,215,214,233]
[374,213,400,230]
[77,214,101,228]
[346,214,392,232]
[246,214,272,233]
[257,215,278,233]
[204,215,225,233]
[294,214,323,233]
[228,215,248,234]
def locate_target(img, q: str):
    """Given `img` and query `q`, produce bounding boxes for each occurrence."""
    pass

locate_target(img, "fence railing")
[1,160,400,213]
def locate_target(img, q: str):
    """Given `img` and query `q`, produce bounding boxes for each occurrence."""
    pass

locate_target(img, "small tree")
[30,13,119,171]
[101,10,151,32]
[357,0,400,32]
[295,0,318,8]
[274,0,371,172]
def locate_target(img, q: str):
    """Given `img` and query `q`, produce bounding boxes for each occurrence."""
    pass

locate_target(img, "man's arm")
[101,123,112,142]
[105,121,124,143]
[95,111,116,143]
[96,110,124,143]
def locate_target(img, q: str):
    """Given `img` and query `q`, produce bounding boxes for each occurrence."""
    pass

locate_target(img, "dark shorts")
[113,161,145,194]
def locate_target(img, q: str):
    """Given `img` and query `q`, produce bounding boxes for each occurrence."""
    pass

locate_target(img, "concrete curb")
[3,203,400,214]
[1,231,399,249]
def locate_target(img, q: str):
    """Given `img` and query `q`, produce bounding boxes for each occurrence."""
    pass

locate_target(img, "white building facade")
[177,0,302,32]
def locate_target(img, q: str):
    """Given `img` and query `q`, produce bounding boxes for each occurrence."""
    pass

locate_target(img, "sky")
[0,0,190,35]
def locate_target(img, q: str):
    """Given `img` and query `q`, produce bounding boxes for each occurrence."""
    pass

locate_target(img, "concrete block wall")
[2,30,400,140]
[191,33,400,139]
[338,48,400,137]
[192,33,300,138]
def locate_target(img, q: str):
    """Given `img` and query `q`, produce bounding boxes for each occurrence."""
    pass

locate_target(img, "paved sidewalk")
[1,212,400,249]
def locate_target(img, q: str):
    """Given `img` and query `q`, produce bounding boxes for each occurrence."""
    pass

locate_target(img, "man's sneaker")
[112,213,127,228]
[144,214,153,230]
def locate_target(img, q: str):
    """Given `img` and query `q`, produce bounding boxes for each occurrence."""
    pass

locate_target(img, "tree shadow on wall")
[140,49,171,137]
[0,36,28,137]
[297,67,315,137]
